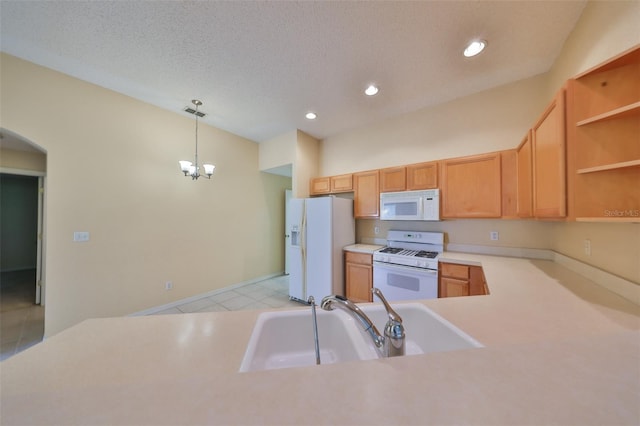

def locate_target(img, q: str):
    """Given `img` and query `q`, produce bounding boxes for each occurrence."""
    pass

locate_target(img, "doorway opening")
[0,173,45,360]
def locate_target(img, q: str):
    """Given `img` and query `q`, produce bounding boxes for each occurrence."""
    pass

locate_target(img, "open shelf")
[576,101,640,126]
[577,159,640,174]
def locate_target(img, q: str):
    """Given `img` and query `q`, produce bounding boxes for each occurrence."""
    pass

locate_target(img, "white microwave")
[380,189,440,221]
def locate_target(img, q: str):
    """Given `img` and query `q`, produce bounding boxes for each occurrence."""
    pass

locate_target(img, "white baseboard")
[128,272,285,316]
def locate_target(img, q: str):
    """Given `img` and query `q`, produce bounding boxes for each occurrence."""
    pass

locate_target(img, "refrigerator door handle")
[301,201,307,298]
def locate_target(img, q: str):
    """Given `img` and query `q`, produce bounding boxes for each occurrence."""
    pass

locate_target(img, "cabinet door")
[407,161,438,190]
[469,266,488,296]
[380,167,406,192]
[330,174,353,193]
[353,170,380,218]
[532,89,567,218]
[440,277,469,297]
[346,262,373,303]
[516,132,533,218]
[441,153,502,218]
[310,177,330,195]
[501,150,518,218]
[440,262,469,280]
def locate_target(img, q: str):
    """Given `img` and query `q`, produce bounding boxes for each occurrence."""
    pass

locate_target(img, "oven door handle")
[373,261,438,275]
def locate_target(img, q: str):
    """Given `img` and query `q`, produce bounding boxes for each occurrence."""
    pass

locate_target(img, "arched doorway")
[0,129,47,360]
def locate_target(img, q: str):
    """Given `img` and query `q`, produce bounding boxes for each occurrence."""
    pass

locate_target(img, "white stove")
[372,230,444,301]
[373,230,444,270]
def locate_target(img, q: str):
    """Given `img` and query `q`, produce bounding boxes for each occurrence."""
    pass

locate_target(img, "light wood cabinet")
[532,89,567,218]
[380,166,406,192]
[353,170,380,218]
[501,150,518,218]
[516,132,533,218]
[345,251,373,303]
[566,46,640,222]
[407,161,438,190]
[330,174,353,193]
[438,262,488,298]
[310,177,330,195]
[441,153,502,218]
[309,174,353,195]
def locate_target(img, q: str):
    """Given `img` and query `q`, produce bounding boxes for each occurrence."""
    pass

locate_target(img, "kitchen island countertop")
[1,252,639,425]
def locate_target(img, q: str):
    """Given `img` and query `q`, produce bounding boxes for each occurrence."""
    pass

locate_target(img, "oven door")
[373,261,438,301]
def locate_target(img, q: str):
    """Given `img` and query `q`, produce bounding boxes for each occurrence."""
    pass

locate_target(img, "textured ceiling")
[1,1,586,144]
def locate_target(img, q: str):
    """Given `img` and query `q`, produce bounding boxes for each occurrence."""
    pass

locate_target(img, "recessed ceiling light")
[464,40,487,57]
[305,112,317,120]
[365,85,379,96]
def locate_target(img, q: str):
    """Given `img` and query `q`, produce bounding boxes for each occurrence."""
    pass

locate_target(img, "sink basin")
[358,303,483,356]
[239,308,376,372]
[240,302,482,372]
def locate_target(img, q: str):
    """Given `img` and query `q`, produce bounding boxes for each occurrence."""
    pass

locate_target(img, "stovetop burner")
[378,247,439,259]
[378,247,403,254]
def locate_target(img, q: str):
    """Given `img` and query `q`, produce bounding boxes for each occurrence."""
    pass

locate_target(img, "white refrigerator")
[288,196,355,303]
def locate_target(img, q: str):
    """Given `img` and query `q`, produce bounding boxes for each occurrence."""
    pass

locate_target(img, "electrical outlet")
[490,231,499,241]
[584,239,591,256]
[374,226,380,235]
[165,281,173,291]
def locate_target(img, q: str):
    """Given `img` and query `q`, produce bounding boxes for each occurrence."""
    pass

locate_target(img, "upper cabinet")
[532,88,567,218]
[310,177,331,195]
[566,45,640,222]
[441,153,502,218]
[310,174,353,195]
[407,161,438,190]
[353,170,380,218]
[380,166,406,192]
[516,131,533,218]
[501,150,518,218]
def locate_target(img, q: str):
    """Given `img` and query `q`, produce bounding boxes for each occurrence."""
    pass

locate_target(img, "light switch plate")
[73,231,90,242]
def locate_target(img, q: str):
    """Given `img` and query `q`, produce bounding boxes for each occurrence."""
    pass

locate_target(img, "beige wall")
[320,73,549,176]
[259,130,295,171]
[1,54,291,336]
[0,148,46,172]
[319,1,640,284]
[293,130,319,198]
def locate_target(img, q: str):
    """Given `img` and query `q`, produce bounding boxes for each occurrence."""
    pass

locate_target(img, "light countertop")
[343,243,384,254]
[2,253,639,425]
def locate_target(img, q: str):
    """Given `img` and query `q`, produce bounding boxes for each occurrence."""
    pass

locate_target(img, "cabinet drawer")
[345,251,372,265]
[440,262,470,279]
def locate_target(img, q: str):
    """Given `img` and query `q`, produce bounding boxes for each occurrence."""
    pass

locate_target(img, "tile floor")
[1,270,44,361]
[151,275,301,315]
[0,273,299,361]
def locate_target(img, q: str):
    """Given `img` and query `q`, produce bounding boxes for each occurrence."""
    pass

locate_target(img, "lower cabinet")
[345,251,373,303]
[438,262,489,297]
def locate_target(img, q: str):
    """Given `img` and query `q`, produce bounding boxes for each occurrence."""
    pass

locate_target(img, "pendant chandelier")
[179,99,215,180]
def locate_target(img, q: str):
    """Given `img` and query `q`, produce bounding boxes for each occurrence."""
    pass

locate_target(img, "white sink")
[358,303,483,356]
[239,303,482,372]
[239,308,377,372]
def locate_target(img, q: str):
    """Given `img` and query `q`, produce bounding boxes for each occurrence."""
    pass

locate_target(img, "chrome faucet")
[320,288,405,357]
